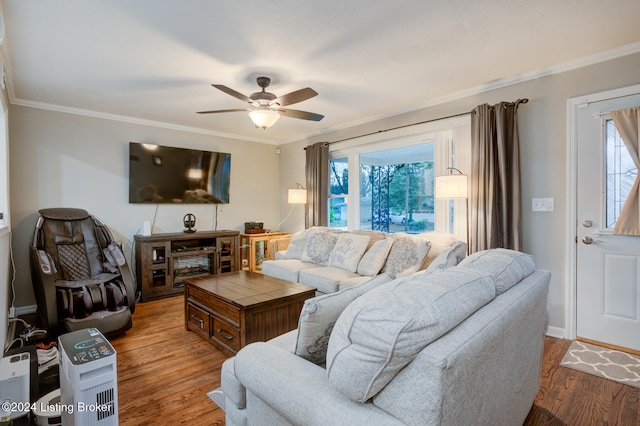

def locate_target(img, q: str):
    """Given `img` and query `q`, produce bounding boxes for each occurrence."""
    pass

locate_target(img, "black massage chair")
[30,208,136,338]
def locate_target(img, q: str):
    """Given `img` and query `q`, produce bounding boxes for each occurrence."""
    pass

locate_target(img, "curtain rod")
[307,98,529,147]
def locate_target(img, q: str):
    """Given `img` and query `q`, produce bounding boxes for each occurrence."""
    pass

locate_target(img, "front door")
[576,89,640,352]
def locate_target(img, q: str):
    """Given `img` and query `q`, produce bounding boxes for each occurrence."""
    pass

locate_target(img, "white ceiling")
[2,1,640,145]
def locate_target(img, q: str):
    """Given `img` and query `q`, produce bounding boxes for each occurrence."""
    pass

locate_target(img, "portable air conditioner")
[58,328,118,426]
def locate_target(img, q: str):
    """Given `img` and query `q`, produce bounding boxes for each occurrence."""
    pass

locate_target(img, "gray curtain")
[469,100,525,252]
[305,142,329,228]
[611,107,640,236]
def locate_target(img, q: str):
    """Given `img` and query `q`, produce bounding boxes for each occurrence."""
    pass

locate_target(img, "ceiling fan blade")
[278,108,324,121]
[274,88,318,106]
[211,84,252,103]
[197,108,250,114]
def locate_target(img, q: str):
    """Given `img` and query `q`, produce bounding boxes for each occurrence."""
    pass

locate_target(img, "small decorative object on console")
[244,221,265,234]
[183,213,196,233]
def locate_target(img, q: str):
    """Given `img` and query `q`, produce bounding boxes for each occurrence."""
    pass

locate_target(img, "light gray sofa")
[261,227,463,295]
[219,249,550,426]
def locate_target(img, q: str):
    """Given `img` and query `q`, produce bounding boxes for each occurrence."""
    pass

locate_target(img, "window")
[329,157,348,229]
[0,95,7,227]
[360,143,434,233]
[327,116,470,238]
[605,118,636,228]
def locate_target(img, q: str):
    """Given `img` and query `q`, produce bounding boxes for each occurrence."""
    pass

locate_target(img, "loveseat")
[261,227,466,295]
[220,249,551,426]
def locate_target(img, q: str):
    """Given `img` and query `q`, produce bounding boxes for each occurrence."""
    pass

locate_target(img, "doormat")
[560,340,640,388]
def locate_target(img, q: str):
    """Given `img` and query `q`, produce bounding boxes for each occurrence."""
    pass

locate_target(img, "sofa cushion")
[338,275,376,291]
[298,267,360,294]
[326,268,496,402]
[382,233,431,277]
[422,241,467,274]
[328,233,371,273]
[357,237,394,277]
[284,230,309,260]
[457,248,536,294]
[261,259,319,283]
[295,273,393,364]
[301,229,340,266]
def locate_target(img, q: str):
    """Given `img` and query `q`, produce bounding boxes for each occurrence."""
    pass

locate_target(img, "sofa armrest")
[235,342,404,426]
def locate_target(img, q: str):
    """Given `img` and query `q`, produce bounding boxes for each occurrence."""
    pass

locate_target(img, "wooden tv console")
[134,230,240,301]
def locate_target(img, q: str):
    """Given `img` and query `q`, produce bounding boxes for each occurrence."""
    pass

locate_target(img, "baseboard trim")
[546,325,566,339]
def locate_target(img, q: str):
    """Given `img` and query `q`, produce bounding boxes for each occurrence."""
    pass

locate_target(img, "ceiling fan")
[197,76,324,129]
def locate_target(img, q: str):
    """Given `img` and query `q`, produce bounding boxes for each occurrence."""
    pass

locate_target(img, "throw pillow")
[294,273,393,364]
[357,237,394,277]
[418,231,458,270]
[423,241,468,274]
[326,268,496,402]
[300,228,340,266]
[328,233,371,273]
[351,230,388,248]
[382,233,431,278]
[284,230,309,260]
[457,248,535,294]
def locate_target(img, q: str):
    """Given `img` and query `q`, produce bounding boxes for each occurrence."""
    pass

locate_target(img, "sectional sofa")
[220,248,551,426]
[261,227,466,294]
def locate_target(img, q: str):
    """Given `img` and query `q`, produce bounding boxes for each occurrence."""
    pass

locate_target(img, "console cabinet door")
[139,241,172,299]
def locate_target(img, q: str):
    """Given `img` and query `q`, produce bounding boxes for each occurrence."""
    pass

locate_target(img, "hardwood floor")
[110,296,228,425]
[113,297,639,426]
[524,337,639,425]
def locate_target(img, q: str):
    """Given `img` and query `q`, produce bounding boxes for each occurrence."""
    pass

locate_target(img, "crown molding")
[8,98,279,144]
[300,41,640,144]
[5,40,640,146]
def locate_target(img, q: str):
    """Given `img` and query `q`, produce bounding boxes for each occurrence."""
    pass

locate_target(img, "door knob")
[582,236,594,245]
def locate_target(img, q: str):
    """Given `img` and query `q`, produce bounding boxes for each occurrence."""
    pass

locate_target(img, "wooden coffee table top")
[185,270,316,308]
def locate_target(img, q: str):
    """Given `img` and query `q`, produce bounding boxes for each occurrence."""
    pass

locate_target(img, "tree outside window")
[360,143,434,233]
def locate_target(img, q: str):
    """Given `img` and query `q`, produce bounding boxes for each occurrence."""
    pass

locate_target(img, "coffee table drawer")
[188,285,240,324]
[211,317,240,352]
[187,303,210,334]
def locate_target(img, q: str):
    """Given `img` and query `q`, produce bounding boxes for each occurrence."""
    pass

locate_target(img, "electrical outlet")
[532,198,554,212]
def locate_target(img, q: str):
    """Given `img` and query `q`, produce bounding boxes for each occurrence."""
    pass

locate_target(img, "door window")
[605,118,637,229]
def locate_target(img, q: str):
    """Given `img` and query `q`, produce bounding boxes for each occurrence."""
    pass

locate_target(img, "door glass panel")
[605,119,637,228]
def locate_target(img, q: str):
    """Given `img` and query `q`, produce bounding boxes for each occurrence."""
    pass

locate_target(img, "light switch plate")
[532,198,554,212]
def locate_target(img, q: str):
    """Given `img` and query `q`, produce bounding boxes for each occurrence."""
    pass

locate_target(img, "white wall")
[279,51,640,336]
[9,105,281,308]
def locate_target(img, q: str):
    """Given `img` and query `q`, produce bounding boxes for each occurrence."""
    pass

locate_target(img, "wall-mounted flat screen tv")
[129,142,231,204]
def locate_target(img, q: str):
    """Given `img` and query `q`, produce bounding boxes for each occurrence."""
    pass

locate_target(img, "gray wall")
[9,105,281,308]
[278,51,640,336]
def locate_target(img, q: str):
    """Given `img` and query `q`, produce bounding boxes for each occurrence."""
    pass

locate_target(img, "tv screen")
[129,142,231,204]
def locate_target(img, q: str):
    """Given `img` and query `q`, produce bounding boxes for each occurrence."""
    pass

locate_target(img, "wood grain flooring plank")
[110,296,228,425]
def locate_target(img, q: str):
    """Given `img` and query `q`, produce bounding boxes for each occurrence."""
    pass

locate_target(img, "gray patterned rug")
[560,340,640,388]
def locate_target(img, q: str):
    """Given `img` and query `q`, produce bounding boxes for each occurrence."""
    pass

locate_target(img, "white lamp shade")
[248,109,280,129]
[288,188,307,204]
[435,174,468,199]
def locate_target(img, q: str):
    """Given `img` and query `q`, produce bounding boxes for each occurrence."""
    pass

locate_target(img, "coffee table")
[184,271,316,355]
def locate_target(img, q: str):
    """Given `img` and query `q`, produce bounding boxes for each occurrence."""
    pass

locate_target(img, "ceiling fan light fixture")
[248,109,280,129]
